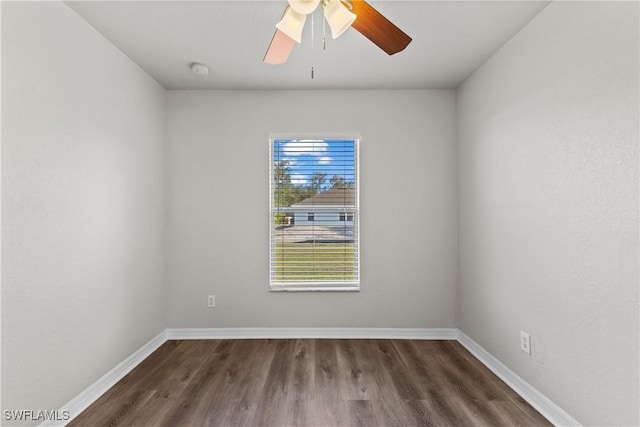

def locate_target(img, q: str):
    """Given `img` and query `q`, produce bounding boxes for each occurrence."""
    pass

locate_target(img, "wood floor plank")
[391,340,468,425]
[291,339,315,400]
[345,338,384,400]
[213,339,277,426]
[314,339,342,401]
[334,340,372,400]
[249,339,297,426]
[67,340,194,427]
[195,339,260,426]
[152,340,221,399]
[370,397,419,427]
[70,339,553,427]
[346,399,378,426]
[159,339,239,426]
[121,396,177,426]
[433,341,518,427]
[362,340,422,426]
[374,339,423,401]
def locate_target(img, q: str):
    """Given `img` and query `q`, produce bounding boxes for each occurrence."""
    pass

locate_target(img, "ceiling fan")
[264,0,412,65]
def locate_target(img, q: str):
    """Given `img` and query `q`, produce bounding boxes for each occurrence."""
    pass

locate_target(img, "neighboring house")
[290,187,356,227]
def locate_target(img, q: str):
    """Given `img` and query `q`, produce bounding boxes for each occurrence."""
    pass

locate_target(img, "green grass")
[272,243,357,282]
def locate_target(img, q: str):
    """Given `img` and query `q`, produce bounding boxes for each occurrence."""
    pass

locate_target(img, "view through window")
[269,138,359,291]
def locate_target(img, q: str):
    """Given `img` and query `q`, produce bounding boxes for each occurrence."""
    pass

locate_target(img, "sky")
[273,139,357,187]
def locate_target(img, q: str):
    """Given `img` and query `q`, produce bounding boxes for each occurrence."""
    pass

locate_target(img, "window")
[270,138,359,291]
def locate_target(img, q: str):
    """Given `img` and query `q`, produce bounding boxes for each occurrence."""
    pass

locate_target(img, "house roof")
[291,188,356,207]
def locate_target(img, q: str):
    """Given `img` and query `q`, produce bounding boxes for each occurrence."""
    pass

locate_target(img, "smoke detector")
[190,62,209,76]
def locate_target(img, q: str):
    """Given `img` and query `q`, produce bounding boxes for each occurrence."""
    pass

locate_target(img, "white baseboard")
[456,331,581,427]
[165,327,458,340]
[42,330,167,427]
[50,328,578,427]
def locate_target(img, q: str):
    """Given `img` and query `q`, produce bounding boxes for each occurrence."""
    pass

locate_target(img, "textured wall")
[2,2,166,422]
[4,1,637,424]
[165,90,458,328]
[457,2,639,425]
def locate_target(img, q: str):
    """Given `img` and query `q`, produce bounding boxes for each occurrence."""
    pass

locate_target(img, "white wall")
[5,1,637,424]
[457,2,639,425]
[165,90,458,328]
[2,1,166,421]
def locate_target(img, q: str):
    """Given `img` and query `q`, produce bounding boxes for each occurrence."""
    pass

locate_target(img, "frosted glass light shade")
[275,7,307,44]
[288,0,320,15]
[323,0,356,39]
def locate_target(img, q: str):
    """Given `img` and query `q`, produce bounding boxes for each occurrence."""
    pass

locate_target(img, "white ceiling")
[65,0,549,90]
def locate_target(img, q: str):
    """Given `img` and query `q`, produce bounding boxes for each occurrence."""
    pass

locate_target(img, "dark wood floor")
[70,339,551,426]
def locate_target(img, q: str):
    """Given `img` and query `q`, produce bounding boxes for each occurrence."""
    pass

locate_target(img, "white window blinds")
[269,138,359,291]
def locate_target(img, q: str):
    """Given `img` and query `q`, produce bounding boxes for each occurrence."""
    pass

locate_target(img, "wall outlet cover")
[520,331,531,355]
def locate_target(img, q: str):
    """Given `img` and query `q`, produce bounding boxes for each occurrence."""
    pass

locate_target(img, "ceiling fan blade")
[264,29,296,64]
[349,0,412,55]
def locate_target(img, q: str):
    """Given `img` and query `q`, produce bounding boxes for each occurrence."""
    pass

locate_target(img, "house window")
[339,213,354,222]
[270,137,359,291]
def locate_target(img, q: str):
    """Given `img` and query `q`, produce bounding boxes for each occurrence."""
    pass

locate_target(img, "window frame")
[269,135,360,292]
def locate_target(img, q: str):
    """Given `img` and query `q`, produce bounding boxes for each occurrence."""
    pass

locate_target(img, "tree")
[275,162,348,208]
[273,160,296,207]
[309,172,327,193]
[330,174,354,189]
[273,161,318,207]
[274,160,292,186]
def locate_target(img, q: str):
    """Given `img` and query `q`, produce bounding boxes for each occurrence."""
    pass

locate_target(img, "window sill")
[270,285,360,292]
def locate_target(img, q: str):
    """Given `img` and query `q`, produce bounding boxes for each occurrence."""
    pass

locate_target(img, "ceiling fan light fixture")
[275,6,306,43]
[323,0,356,39]
[287,0,320,15]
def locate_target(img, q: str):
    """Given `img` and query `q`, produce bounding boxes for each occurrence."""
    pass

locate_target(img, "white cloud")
[318,156,333,165]
[291,174,307,185]
[283,141,328,156]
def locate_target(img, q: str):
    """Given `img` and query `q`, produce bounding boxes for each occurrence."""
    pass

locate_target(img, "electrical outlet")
[520,331,531,355]
[207,295,215,308]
